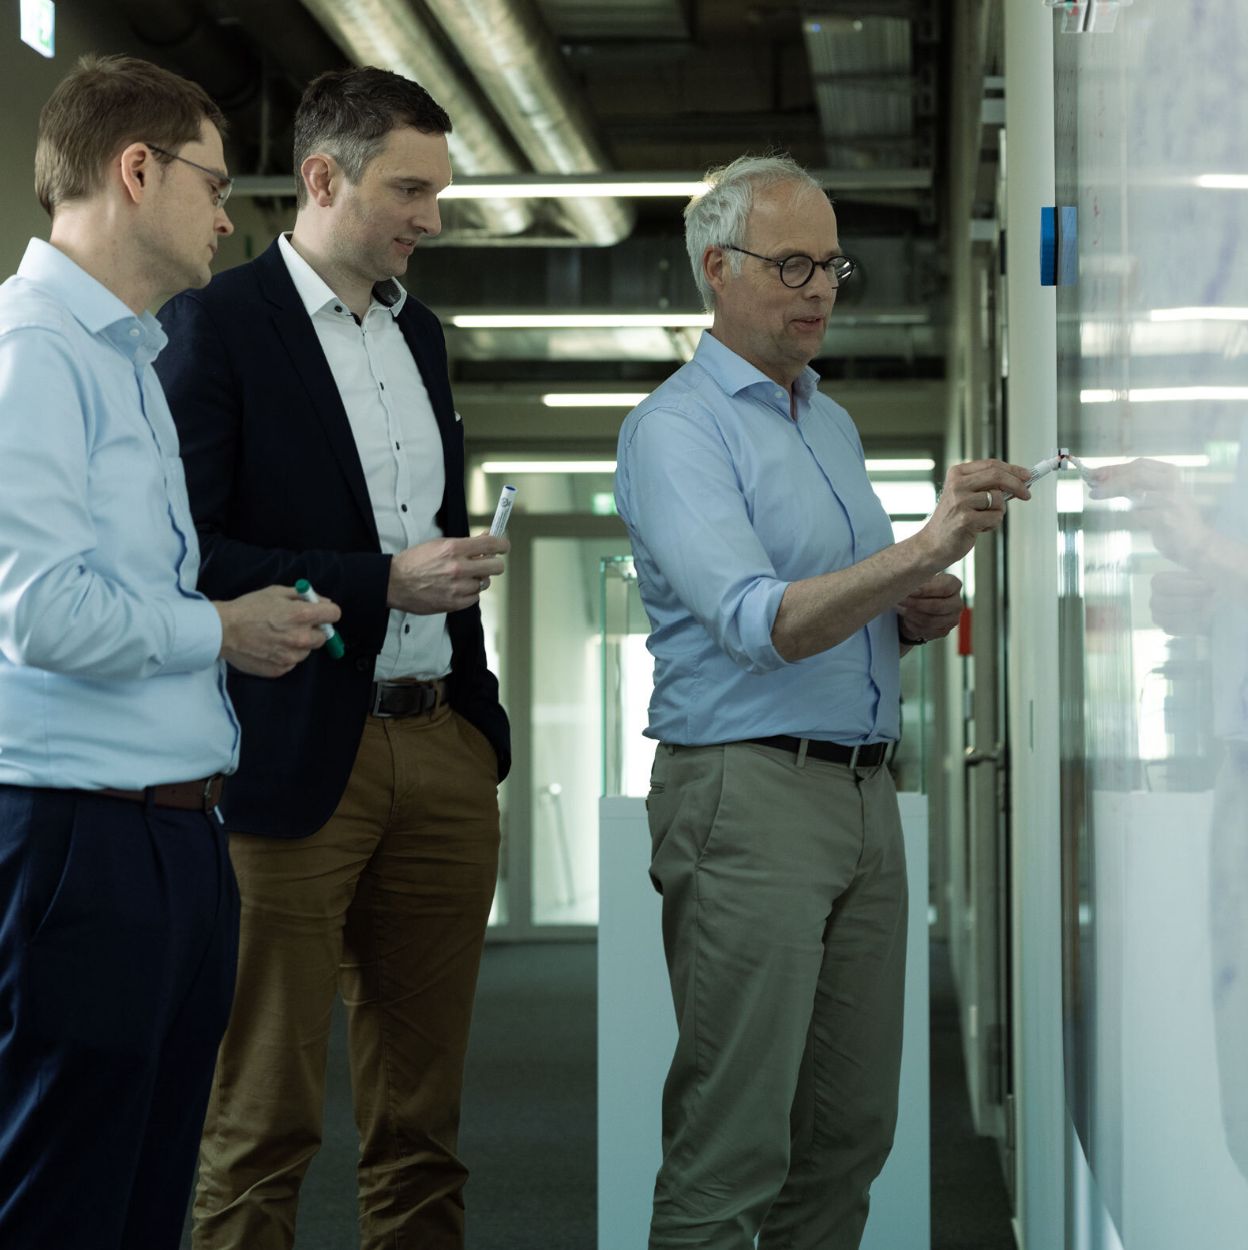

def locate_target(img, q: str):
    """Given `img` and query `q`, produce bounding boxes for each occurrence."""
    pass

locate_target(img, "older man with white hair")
[615,153,1032,1249]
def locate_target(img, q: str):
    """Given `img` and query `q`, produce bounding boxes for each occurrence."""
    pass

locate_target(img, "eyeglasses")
[723,244,856,289]
[148,144,233,208]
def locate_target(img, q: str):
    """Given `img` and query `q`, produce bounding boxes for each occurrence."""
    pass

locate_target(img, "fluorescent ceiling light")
[541,393,649,408]
[1081,387,1248,403]
[866,458,936,472]
[1149,307,1248,321]
[1195,174,1248,189]
[451,312,712,329]
[480,460,617,475]
[441,180,707,200]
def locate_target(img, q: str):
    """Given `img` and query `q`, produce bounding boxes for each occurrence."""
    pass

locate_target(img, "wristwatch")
[898,627,926,646]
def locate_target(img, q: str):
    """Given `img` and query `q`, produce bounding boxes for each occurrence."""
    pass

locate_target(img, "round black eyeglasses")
[723,244,856,289]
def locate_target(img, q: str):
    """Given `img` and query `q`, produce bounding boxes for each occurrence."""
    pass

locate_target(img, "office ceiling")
[103,0,952,440]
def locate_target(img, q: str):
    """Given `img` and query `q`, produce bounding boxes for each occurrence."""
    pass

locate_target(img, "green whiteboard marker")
[294,579,345,660]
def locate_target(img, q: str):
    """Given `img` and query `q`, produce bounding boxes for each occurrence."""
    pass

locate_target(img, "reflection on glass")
[1054,3,1248,1244]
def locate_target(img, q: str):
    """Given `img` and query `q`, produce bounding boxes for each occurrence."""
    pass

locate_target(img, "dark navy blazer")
[155,239,510,838]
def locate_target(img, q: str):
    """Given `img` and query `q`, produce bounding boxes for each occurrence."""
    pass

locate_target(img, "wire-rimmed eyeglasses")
[148,144,233,208]
[723,244,856,289]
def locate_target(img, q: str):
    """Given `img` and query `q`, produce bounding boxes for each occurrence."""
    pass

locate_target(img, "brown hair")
[293,67,451,209]
[34,53,227,217]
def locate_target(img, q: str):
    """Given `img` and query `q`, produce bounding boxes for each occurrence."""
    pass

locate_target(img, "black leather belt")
[370,678,446,719]
[743,735,889,768]
[95,775,225,812]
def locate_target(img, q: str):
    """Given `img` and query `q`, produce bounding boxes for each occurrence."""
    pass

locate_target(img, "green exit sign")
[21,0,55,58]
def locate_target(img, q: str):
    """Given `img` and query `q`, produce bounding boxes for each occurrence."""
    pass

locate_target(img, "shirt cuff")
[168,597,224,672]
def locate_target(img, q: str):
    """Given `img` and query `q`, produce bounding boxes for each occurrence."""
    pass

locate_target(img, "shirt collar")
[277,232,408,320]
[693,330,821,403]
[17,238,166,360]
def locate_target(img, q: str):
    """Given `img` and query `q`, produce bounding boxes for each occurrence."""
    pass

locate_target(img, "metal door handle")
[964,743,1003,766]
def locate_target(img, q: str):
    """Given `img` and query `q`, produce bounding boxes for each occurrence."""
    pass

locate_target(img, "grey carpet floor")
[178,938,1015,1249]
[930,939,1017,1250]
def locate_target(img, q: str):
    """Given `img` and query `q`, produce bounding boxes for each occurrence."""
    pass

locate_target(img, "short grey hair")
[683,154,826,312]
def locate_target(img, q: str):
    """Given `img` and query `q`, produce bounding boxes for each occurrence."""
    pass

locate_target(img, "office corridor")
[178,941,1011,1249]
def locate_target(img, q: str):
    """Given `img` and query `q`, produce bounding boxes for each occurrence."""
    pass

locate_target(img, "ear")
[118,142,155,206]
[300,154,337,207]
[703,244,728,298]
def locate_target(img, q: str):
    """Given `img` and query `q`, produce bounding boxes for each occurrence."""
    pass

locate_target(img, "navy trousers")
[0,785,239,1249]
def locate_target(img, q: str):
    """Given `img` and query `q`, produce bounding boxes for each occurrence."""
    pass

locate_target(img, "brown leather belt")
[95,774,225,812]
[370,678,447,719]
[743,736,889,768]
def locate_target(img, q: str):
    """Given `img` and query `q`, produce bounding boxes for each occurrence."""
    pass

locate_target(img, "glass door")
[478,512,630,940]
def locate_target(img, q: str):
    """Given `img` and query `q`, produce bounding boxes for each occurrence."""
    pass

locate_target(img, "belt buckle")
[370,683,393,718]
[848,744,863,769]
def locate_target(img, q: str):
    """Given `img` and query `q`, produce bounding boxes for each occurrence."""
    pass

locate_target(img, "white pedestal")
[598,793,931,1250]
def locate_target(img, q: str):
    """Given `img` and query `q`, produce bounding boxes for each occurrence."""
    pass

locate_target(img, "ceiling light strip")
[1081,387,1248,403]
[480,460,617,474]
[451,313,712,329]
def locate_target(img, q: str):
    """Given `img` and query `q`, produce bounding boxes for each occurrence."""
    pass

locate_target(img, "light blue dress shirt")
[615,331,900,746]
[0,239,239,789]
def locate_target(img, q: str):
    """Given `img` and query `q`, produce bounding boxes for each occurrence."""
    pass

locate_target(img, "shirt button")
[404,624,411,635]
[774,389,784,400]
[400,504,408,513]
[334,304,343,313]
[129,327,140,338]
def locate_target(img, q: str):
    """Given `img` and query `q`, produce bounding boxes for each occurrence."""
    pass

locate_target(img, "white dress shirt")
[278,233,452,681]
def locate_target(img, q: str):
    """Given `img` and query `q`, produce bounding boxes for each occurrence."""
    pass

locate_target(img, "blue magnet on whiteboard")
[1040,207,1057,286]
[1057,206,1078,284]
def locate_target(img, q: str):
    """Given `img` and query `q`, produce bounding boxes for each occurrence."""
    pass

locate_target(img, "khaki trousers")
[646,741,908,1250]
[192,705,500,1250]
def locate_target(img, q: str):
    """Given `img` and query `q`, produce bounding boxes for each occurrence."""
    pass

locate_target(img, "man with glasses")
[155,66,510,1250]
[615,154,1032,1249]
[0,55,338,1250]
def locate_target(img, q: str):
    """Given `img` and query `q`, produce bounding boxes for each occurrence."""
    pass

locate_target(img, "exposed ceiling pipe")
[114,0,259,115]
[298,0,533,238]
[421,0,634,246]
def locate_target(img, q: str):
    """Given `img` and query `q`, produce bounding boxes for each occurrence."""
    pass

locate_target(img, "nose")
[215,206,234,237]
[417,200,442,241]
[805,263,836,300]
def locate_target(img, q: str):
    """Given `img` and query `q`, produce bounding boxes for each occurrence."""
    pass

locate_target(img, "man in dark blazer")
[155,67,510,1250]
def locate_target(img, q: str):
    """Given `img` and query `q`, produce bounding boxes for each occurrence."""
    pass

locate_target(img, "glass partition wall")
[1052,5,1248,1246]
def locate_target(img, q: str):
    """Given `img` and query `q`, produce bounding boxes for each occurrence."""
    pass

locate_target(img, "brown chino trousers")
[192,703,500,1250]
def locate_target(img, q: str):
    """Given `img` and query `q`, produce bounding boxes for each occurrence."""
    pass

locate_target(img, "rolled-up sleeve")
[619,403,789,673]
